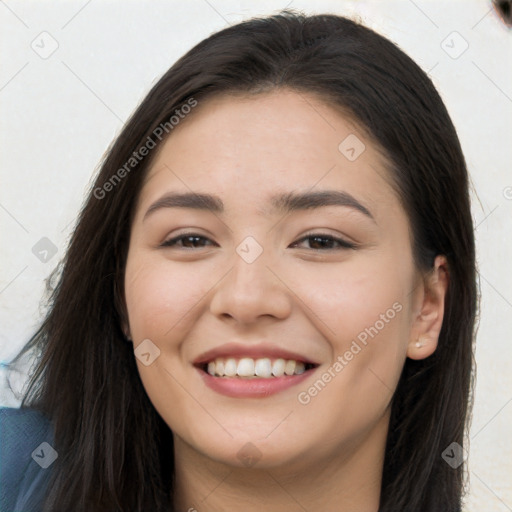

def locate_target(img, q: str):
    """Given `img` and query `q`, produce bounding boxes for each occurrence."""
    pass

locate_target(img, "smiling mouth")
[198,357,318,379]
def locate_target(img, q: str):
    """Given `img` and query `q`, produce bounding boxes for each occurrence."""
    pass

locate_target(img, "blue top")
[0,407,54,512]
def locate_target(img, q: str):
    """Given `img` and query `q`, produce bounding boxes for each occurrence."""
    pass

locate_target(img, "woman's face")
[124,90,434,472]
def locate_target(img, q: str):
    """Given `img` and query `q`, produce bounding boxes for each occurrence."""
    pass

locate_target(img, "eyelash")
[160,232,356,251]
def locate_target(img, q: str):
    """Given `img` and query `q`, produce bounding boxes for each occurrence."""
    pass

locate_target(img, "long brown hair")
[10,10,477,511]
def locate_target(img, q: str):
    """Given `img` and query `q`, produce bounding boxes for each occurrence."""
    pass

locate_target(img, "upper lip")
[193,342,320,366]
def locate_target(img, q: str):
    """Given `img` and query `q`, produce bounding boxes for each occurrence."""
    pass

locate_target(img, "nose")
[209,246,292,325]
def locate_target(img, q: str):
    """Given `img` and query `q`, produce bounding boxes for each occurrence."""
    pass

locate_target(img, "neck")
[172,410,389,512]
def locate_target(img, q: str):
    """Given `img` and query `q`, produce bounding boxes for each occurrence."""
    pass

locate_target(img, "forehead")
[137,90,400,220]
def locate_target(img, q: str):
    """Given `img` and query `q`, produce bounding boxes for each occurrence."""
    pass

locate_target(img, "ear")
[407,255,449,360]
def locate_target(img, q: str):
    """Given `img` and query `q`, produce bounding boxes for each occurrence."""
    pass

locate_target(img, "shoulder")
[0,406,51,435]
[0,407,54,512]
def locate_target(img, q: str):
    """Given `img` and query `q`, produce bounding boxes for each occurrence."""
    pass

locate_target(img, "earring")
[415,336,428,348]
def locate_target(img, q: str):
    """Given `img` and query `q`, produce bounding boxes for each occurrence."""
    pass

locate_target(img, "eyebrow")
[143,190,375,222]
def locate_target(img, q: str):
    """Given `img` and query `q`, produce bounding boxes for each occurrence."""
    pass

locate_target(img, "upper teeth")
[206,357,307,378]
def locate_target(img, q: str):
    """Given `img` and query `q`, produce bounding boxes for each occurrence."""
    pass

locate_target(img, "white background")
[1,1,511,510]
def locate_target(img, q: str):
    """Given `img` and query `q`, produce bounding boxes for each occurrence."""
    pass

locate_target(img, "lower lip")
[197,367,316,398]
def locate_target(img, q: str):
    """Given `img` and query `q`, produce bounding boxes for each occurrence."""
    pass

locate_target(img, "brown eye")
[290,234,356,251]
[160,234,216,249]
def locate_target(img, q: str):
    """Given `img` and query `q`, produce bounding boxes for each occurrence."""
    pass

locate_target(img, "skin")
[123,90,448,511]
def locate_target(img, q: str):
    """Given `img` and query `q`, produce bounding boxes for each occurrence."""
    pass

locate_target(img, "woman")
[1,10,477,512]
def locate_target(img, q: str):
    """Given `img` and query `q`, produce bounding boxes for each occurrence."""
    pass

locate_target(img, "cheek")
[124,256,210,340]
[123,256,213,425]
[295,255,411,400]
[298,254,411,343]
